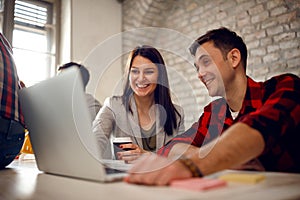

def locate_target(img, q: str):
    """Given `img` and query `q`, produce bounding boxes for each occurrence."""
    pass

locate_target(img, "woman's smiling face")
[129,55,159,98]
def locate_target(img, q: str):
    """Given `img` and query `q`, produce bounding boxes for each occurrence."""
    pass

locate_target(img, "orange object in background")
[20,131,34,154]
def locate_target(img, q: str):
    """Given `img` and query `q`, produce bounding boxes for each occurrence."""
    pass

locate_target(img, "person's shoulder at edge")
[258,73,299,85]
[257,73,300,93]
[102,96,124,110]
[268,73,300,82]
[85,93,101,105]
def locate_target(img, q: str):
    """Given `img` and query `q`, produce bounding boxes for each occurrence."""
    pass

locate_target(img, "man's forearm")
[168,143,199,159]
[169,122,265,176]
[195,122,265,175]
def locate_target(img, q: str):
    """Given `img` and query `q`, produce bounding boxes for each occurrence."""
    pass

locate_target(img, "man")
[0,33,26,169]
[126,27,300,185]
[58,62,101,121]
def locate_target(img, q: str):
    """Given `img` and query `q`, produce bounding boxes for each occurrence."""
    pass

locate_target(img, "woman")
[92,45,185,162]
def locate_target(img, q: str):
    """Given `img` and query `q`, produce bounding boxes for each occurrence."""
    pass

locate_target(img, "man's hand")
[125,154,192,185]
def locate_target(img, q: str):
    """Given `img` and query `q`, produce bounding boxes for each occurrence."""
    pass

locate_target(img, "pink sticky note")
[170,178,227,191]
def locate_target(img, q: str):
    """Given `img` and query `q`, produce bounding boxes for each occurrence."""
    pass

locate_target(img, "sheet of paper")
[170,178,227,191]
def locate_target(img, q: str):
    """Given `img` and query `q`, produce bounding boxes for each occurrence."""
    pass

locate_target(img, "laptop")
[19,67,130,182]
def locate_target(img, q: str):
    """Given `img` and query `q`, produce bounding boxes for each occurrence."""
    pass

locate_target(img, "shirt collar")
[240,76,263,115]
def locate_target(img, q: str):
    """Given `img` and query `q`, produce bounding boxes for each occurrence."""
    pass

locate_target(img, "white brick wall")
[122,0,300,128]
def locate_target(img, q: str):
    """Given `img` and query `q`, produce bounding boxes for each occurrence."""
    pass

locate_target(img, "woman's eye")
[130,69,139,74]
[144,70,154,75]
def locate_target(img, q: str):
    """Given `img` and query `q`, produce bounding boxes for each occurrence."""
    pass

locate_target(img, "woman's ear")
[227,48,241,69]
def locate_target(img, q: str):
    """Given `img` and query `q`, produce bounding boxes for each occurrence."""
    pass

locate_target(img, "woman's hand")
[117,144,150,163]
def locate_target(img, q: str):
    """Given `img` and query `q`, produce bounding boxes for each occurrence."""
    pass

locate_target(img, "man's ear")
[227,48,241,68]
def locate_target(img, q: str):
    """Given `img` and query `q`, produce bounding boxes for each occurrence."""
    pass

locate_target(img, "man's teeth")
[204,78,212,86]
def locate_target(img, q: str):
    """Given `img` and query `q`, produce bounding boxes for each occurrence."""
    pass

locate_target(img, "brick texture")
[121,0,300,128]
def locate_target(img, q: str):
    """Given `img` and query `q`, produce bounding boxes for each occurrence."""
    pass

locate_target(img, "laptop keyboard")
[100,159,132,172]
[105,167,126,174]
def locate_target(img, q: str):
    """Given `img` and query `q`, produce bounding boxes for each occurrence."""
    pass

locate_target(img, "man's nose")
[197,66,206,79]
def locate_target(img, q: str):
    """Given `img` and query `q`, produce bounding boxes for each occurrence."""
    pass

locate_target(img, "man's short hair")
[189,27,248,70]
[58,62,90,88]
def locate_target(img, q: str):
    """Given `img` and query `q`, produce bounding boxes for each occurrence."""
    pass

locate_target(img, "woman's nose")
[137,72,145,81]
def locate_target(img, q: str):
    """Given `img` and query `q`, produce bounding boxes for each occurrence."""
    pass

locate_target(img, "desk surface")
[1,158,300,200]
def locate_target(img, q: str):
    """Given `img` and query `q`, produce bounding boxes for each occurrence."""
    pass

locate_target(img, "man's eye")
[202,58,211,66]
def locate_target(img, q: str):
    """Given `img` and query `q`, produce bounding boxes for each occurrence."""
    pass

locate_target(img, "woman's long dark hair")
[122,45,181,136]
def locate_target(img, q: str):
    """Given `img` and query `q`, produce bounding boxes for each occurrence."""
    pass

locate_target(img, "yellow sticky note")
[219,173,265,184]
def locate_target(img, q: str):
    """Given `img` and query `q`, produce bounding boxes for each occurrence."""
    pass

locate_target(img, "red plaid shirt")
[158,74,300,173]
[0,33,25,126]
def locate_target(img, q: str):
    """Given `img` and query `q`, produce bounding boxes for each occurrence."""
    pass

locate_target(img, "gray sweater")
[92,96,185,159]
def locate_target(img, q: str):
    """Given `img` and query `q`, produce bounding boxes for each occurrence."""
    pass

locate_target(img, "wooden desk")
[1,159,300,200]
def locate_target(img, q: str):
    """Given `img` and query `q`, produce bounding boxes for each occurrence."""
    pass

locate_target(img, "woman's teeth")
[136,84,149,88]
